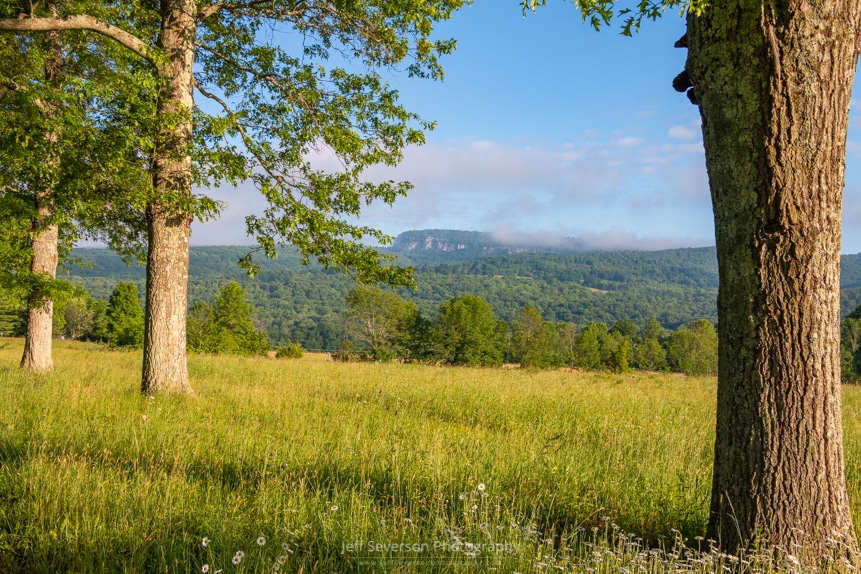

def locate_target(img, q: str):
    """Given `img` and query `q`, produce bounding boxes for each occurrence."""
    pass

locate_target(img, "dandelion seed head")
[257,536,266,546]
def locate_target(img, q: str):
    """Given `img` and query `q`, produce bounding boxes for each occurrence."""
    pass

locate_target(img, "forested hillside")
[60,237,861,351]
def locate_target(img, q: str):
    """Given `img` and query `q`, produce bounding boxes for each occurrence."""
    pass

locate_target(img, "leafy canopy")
[0,0,465,289]
[0,2,157,305]
[521,0,707,36]
[187,0,465,286]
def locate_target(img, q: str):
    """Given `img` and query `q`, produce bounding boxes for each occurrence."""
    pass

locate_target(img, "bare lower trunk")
[687,0,860,557]
[142,201,192,393]
[140,0,197,394]
[20,200,58,373]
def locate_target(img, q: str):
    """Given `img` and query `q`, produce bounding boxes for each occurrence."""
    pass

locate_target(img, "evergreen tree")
[187,282,269,356]
[86,297,109,342]
[213,282,269,356]
[573,322,608,370]
[604,334,633,373]
[633,337,668,372]
[555,322,578,368]
[106,282,144,348]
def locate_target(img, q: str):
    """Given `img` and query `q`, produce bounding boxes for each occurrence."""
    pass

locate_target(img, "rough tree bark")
[141,0,196,394]
[686,0,861,556]
[20,193,58,373]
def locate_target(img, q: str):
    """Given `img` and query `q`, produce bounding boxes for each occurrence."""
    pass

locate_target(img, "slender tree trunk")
[687,0,861,557]
[141,0,196,394]
[20,194,58,373]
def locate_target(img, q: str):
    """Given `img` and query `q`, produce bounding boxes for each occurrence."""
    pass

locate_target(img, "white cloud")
[190,134,716,249]
[668,118,701,140]
[572,229,713,251]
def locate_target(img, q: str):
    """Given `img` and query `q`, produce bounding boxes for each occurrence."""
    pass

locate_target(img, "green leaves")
[1,0,464,300]
[187,281,270,356]
[522,0,707,36]
[106,281,144,348]
[192,0,464,288]
[343,284,419,361]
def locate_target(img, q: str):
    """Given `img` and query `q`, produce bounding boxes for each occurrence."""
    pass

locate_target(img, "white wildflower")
[257,536,266,546]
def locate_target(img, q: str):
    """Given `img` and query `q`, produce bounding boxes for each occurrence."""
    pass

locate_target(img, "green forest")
[4,230,861,380]
[54,242,725,350]
[45,235,861,352]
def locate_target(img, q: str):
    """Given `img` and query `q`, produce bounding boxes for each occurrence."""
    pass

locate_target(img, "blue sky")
[193,1,861,253]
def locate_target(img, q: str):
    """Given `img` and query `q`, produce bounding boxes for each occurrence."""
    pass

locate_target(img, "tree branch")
[0,15,153,65]
[193,78,289,190]
[197,3,224,21]
[197,1,307,21]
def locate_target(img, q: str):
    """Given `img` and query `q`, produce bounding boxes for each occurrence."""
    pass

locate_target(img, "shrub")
[275,342,304,359]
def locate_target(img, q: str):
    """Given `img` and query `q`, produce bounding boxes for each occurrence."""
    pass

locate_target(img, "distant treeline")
[6,275,861,381]
[339,285,719,376]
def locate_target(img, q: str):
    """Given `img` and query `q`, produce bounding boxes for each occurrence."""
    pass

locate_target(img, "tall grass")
[0,339,859,572]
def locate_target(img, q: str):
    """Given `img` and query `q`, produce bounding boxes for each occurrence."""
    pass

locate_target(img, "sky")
[191,1,861,253]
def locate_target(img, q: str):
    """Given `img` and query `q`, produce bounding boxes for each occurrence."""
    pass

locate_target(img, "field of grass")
[1,339,861,573]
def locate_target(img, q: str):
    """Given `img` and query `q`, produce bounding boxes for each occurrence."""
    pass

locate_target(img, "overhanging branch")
[0,14,154,65]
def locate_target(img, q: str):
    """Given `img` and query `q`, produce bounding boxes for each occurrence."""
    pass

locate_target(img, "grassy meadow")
[2,339,861,573]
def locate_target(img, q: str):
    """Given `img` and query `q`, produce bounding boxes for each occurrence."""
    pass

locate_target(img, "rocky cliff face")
[390,229,581,259]
[398,236,468,252]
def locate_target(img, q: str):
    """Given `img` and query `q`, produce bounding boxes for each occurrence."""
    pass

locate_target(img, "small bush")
[275,342,304,359]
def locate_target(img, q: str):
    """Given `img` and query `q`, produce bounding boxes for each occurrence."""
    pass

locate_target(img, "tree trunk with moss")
[686,0,860,556]
[140,0,195,394]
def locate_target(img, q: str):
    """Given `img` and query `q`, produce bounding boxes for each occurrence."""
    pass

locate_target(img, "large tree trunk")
[141,0,196,394]
[686,0,861,557]
[20,195,58,373]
